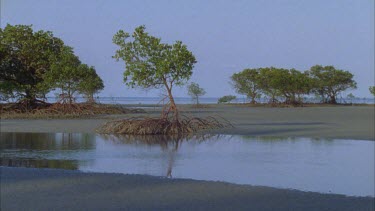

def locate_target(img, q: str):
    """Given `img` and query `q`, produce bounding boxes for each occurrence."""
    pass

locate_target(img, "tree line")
[188,65,367,105]
[230,66,358,105]
[1,24,373,111]
[0,24,104,107]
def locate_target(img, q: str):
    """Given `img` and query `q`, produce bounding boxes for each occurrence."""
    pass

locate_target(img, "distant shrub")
[369,86,375,97]
[218,95,236,104]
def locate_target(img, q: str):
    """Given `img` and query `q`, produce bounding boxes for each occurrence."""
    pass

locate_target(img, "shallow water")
[0,132,374,197]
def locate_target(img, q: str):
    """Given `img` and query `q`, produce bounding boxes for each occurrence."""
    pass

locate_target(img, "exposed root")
[97,115,232,135]
[0,103,145,119]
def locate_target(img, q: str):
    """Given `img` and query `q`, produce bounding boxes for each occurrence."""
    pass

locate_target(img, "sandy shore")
[1,167,374,211]
[1,105,374,140]
[1,105,374,210]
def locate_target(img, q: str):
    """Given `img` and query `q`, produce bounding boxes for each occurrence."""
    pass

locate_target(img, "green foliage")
[308,65,357,104]
[0,24,104,105]
[78,66,104,103]
[113,26,196,89]
[268,68,312,104]
[0,81,18,101]
[43,47,104,104]
[231,65,356,105]
[218,95,236,104]
[0,24,65,103]
[369,86,375,97]
[346,93,355,104]
[187,82,206,105]
[257,67,282,103]
[43,47,82,104]
[231,68,261,104]
[113,25,196,118]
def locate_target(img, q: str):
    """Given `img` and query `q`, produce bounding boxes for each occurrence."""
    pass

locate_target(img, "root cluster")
[97,115,232,135]
[99,133,221,145]
[0,103,144,119]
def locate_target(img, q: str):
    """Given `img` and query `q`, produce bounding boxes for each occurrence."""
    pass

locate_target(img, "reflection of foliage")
[0,132,95,150]
[0,132,97,170]
[241,135,334,144]
[241,136,297,142]
[0,158,78,170]
[99,133,224,178]
[99,133,223,148]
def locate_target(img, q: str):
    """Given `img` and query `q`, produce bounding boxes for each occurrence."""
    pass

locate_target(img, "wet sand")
[1,105,374,140]
[1,167,374,211]
[1,105,374,210]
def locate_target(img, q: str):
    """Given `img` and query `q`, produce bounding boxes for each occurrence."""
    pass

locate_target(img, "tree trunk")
[88,93,95,104]
[321,93,325,103]
[329,95,337,104]
[67,82,74,105]
[290,94,297,105]
[68,89,72,105]
[23,90,36,110]
[250,97,256,104]
[166,88,178,121]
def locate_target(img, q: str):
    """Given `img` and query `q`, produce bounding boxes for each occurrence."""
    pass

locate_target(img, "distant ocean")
[46,97,222,105]
[2,96,374,105]
[42,96,374,105]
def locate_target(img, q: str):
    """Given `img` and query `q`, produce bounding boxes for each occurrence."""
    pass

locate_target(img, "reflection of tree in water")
[162,139,179,178]
[241,136,334,145]
[100,134,222,178]
[0,158,78,170]
[0,132,96,170]
[241,136,298,143]
[0,132,95,150]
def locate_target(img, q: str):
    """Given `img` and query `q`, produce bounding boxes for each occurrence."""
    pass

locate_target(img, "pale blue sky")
[1,0,374,97]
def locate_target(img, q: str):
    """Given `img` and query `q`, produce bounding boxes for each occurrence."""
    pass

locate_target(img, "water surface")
[1,132,374,197]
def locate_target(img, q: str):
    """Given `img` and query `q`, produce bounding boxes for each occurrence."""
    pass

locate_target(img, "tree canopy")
[187,82,206,105]
[43,47,104,104]
[308,65,357,104]
[0,24,104,106]
[113,25,197,119]
[43,46,82,104]
[0,24,65,104]
[369,86,375,97]
[231,68,261,104]
[78,65,104,103]
[230,65,356,105]
[268,68,311,104]
[346,93,355,104]
[218,95,236,104]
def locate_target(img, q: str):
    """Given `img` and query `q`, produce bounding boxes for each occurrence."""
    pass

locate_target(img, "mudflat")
[1,105,374,140]
[1,105,374,211]
[1,167,374,211]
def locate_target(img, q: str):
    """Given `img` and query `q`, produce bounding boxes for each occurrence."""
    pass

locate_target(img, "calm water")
[0,132,374,197]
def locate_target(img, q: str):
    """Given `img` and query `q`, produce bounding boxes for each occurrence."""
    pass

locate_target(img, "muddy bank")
[1,105,374,140]
[1,167,374,211]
